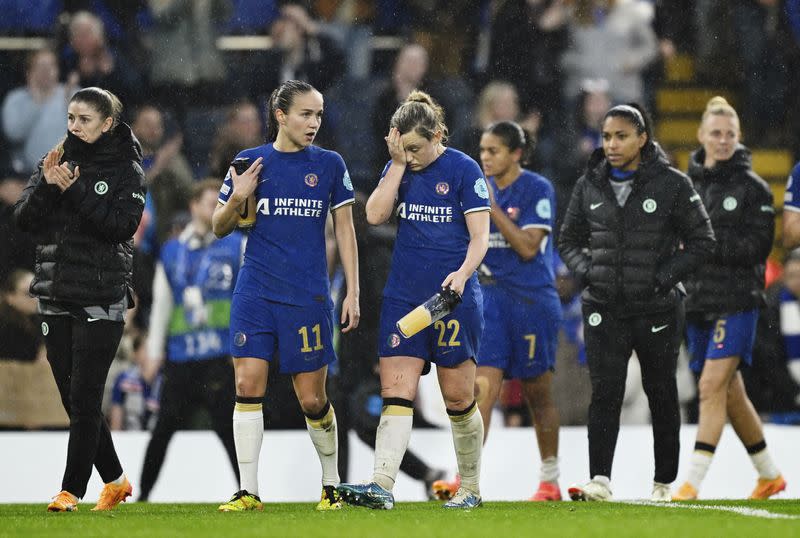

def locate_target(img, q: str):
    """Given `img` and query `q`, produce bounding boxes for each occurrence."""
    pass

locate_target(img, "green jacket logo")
[94,181,109,195]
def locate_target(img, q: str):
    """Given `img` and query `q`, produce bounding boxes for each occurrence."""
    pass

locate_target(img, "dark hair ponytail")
[70,87,123,130]
[266,80,318,142]
[483,120,535,166]
[604,102,655,152]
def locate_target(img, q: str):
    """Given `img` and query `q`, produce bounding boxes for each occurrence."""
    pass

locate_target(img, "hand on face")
[385,127,407,166]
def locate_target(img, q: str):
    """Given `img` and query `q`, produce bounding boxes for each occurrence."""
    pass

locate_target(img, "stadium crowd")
[1,0,800,502]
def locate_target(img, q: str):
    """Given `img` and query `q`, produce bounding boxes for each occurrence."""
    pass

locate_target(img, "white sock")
[686,450,714,490]
[233,402,264,496]
[591,475,611,488]
[449,402,483,495]
[749,447,780,480]
[372,402,413,491]
[305,403,340,487]
[540,456,559,483]
[111,473,126,485]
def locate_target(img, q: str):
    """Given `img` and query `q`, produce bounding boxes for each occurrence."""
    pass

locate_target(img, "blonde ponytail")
[702,96,739,124]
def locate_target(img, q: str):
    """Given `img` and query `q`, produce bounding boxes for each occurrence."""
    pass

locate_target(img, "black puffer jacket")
[558,145,715,317]
[13,123,146,306]
[683,146,774,318]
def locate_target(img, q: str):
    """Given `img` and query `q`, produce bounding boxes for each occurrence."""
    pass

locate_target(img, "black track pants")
[582,302,683,484]
[42,315,125,498]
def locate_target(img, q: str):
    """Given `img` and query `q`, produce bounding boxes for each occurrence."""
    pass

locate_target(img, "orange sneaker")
[530,481,562,501]
[47,490,79,512]
[749,475,787,500]
[92,476,133,511]
[431,474,461,501]
[672,482,698,501]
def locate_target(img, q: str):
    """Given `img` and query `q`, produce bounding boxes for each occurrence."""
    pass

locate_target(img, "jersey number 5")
[713,319,727,344]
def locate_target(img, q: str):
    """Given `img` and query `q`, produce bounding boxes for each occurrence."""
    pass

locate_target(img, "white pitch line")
[625,500,800,520]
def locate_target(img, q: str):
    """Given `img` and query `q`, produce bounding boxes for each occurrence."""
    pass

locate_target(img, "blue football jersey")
[784,161,800,212]
[218,144,354,306]
[382,148,491,306]
[481,170,557,299]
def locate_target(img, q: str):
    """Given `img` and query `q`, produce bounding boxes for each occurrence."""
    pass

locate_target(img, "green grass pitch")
[2,500,799,538]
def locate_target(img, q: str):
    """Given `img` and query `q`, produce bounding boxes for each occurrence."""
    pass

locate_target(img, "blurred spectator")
[208,100,264,179]
[749,250,800,413]
[692,1,737,85]
[131,104,193,247]
[138,178,241,501]
[63,1,151,65]
[732,0,786,143]
[374,0,415,34]
[371,43,429,148]
[244,2,345,102]
[487,0,569,116]
[0,176,36,284]
[147,0,231,120]
[313,0,376,79]
[407,0,483,78]
[369,40,473,163]
[571,80,612,163]
[109,333,160,431]
[466,81,520,159]
[225,0,279,33]
[474,81,520,132]
[61,11,144,107]
[0,269,42,362]
[651,0,694,58]
[0,0,62,35]
[561,0,658,104]
[786,0,800,157]
[554,79,611,230]
[2,48,77,175]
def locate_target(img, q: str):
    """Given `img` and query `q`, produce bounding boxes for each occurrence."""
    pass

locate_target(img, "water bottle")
[396,287,462,338]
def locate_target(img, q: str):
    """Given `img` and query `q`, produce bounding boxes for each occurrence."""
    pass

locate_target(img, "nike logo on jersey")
[651,324,669,333]
[87,318,101,323]
[590,202,603,210]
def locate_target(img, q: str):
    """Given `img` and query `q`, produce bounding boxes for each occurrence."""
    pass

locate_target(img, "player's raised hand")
[340,293,360,333]
[229,157,263,204]
[385,127,406,165]
[42,149,78,192]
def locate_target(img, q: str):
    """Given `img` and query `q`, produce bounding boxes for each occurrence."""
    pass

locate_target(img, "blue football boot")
[337,482,395,510]
[443,487,482,509]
